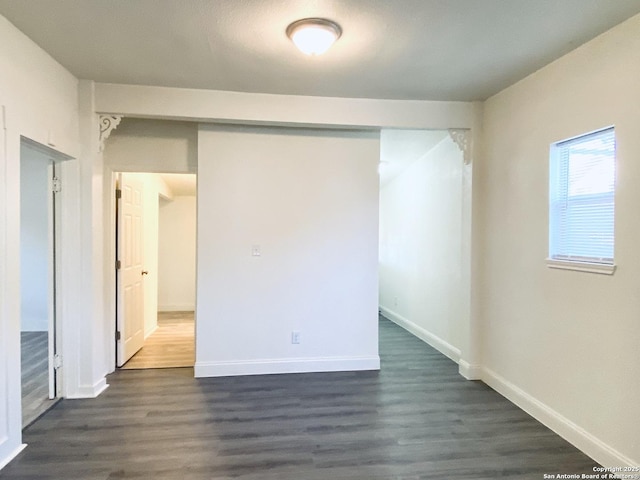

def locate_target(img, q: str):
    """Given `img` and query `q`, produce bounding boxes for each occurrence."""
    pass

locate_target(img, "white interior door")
[116,173,145,366]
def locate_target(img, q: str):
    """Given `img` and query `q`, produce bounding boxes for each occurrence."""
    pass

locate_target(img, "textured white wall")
[379,135,463,361]
[20,145,50,332]
[196,125,380,377]
[158,196,196,312]
[480,13,640,467]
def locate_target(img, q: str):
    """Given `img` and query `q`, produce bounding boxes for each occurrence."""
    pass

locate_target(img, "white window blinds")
[549,127,616,264]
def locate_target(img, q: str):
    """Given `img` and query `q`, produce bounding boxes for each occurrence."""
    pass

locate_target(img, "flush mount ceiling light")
[286,18,342,56]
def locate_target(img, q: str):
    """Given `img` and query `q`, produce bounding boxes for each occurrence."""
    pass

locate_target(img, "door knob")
[141,270,149,275]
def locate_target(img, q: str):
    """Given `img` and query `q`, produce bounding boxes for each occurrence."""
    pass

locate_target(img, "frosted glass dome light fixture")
[286,18,342,56]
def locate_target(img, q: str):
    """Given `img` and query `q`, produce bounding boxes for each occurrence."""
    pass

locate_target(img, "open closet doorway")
[116,172,197,370]
[19,138,66,427]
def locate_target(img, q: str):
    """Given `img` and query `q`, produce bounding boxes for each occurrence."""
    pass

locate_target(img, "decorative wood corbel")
[98,115,123,152]
[448,129,471,165]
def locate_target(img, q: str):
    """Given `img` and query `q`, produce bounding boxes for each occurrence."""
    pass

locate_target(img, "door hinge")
[52,177,62,193]
[115,188,122,199]
[115,259,121,270]
[1,105,6,131]
[115,331,121,341]
[53,354,62,369]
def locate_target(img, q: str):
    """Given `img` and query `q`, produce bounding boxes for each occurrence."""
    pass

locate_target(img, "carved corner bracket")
[98,115,123,152]
[448,129,472,165]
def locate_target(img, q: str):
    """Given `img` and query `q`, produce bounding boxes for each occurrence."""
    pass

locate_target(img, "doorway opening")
[115,172,197,370]
[19,138,66,427]
[377,129,467,362]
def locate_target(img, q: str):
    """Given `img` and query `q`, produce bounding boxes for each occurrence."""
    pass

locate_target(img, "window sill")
[546,258,616,275]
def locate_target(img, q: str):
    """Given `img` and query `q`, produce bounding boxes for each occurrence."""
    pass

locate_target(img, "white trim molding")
[144,324,158,340]
[194,355,380,378]
[95,83,475,130]
[482,367,637,469]
[458,360,483,380]
[65,378,109,400]
[379,306,461,364]
[546,258,616,275]
[98,115,122,152]
[0,444,26,472]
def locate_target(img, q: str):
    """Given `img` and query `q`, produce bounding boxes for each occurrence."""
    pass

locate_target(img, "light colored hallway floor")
[21,331,56,427]
[121,311,195,369]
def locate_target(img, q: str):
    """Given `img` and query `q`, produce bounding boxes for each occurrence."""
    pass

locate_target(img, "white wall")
[480,13,640,467]
[104,118,197,174]
[196,125,380,377]
[158,196,196,312]
[20,144,50,332]
[379,134,464,361]
[0,13,80,470]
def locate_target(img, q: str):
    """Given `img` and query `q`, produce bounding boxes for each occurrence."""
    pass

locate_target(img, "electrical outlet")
[291,331,301,344]
[251,245,261,256]
[393,296,398,307]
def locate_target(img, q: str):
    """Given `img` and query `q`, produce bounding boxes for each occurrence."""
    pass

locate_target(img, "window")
[548,127,616,274]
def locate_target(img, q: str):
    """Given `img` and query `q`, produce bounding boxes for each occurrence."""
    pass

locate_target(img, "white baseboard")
[379,306,461,363]
[66,378,109,399]
[458,360,483,380]
[158,304,195,312]
[379,305,636,466]
[0,443,26,472]
[144,324,158,339]
[195,355,380,378]
[482,366,637,468]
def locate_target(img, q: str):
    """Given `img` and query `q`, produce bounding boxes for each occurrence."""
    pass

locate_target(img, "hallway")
[121,311,195,369]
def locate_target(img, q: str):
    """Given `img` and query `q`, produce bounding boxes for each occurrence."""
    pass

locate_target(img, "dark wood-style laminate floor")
[2,317,599,479]
[21,332,56,428]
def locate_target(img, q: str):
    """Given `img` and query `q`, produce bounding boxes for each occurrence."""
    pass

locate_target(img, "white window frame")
[547,127,616,275]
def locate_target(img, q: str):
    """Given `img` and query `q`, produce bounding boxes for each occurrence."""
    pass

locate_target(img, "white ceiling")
[1,0,639,101]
